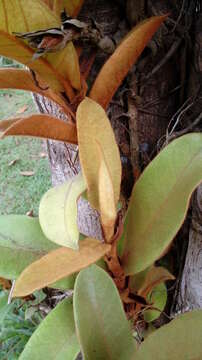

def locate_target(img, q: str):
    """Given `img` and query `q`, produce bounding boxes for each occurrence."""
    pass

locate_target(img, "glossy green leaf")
[135,310,202,359]
[0,215,57,279]
[143,283,167,323]
[39,173,86,249]
[74,265,136,360]
[20,297,80,360]
[122,133,202,275]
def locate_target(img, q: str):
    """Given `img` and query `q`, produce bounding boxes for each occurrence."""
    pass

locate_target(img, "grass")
[0,90,51,215]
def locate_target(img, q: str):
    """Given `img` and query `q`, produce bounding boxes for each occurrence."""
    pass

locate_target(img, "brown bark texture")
[34,0,202,314]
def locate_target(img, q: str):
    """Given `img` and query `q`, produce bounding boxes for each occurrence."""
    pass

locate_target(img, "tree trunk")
[35,0,202,317]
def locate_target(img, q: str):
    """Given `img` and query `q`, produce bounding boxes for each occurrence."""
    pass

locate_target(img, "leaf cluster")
[0,1,201,359]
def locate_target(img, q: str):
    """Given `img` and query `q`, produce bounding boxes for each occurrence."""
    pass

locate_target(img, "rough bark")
[174,11,202,313]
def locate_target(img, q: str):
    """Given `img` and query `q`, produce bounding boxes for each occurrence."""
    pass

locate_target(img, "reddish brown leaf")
[90,15,168,109]
[0,69,71,114]
[0,114,77,144]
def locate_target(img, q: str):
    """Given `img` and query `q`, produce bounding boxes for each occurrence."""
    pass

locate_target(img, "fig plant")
[0,1,202,359]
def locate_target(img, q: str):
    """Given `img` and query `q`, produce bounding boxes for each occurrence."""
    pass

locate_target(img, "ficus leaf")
[76,97,122,211]
[53,0,84,17]
[0,0,59,34]
[97,141,117,242]
[90,15,167,109]
[122,133,202,275]
[135,310,202,359]
[0,215,57,279]
[0,114,77,144]
[39,173,86,249]
[0,30,74,97]
[19,298,80,360]
[13,238,111,297]
[0,68,70,113]
[74,265,137,360]
[0,0,81,92]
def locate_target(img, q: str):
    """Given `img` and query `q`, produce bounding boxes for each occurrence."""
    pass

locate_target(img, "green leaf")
[74,265,136,360]
[135,310,202,359]
[122,133,202,275]
[0,215,57,279]
[143,283,167,323]
[39,173,86,249]
[19,297,80,360]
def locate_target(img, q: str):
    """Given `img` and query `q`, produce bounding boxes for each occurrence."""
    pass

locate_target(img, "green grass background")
[0,89,51,215]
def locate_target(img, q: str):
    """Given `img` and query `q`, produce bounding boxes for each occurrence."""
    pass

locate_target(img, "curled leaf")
[97,141,117,242]
[90,15,167,109]
[39,173,86,248]
[0,114,77,144]
[13,238,111,297]
[76,97,121,211]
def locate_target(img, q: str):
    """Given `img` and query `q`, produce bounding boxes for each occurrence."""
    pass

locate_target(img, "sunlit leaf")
[0,215,57,279]
[90,15,167,109]
[39,173,86,248]
[122,133,202,275]
[0,0,59,34]
[47,43,81,90]
[135,310,202,359]
[19,298,80,360]
[97,141,117,242]
[0,114,77,144]
[42,0,54,10]
[143,283,167,323]
[74,265,136,359]
[0,31,74,97]
[0,1,81,92]
[0,68,70,113]
[76,97,121,211]
[53,0,84,17]
[13,238,111,297]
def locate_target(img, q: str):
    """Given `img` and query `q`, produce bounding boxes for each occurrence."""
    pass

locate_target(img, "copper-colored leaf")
[0,68,71,113]
[97,141,117,242]
[0,31,74,98]
[13,238,111,297]
[90,15,167,109]
[0,114,77,144]
[76,98,121,211]
[53,0,84,17]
